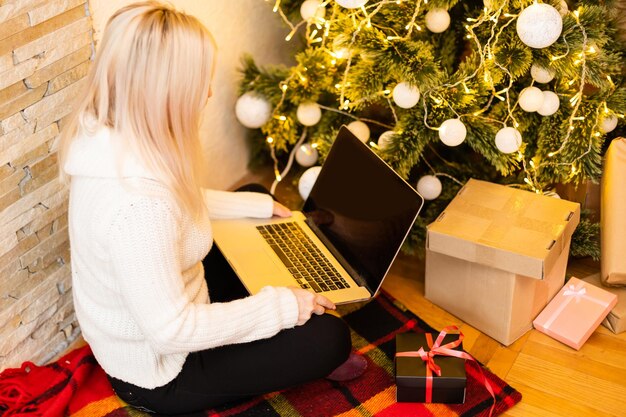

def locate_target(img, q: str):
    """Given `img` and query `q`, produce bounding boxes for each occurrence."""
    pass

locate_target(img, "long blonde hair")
[59,1,215,220]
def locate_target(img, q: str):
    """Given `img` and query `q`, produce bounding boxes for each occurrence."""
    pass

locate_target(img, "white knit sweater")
[64,127,299,389]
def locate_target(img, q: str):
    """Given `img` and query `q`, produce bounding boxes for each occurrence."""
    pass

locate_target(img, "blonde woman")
[59,2,365,414]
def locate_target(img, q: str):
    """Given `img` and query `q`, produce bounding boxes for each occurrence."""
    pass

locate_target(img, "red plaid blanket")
[0,292,521,417]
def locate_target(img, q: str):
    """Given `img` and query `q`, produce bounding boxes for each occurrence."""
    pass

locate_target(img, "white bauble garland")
[599,115,618,133]
[537,91,560,116]
[392,82,420,109]
[495,127,522,154]
[347,120,370,142]
[296,102,322,126]
[425,8,450,33]
[335,0,368,9]
[516,3,563,49]
[295,143,319,167]
[530,64,556,84]
[377,131,395,150]
[438,118,467,147]
[298,166,322,200]
[416,175,442,200]
[235,92,272,129]
[300,0,325,21]
[519,87,545,112]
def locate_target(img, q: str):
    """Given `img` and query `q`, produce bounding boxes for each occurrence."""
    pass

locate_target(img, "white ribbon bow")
[563,284,587,302]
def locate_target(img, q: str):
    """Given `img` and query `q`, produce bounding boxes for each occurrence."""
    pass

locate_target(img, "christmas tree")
[235,0,625,258]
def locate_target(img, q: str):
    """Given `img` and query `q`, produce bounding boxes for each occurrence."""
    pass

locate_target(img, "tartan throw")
[0,292,521,417]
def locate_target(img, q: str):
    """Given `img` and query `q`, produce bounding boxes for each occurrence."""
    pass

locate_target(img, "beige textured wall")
[89,0,297,189]
[0,0,94,370]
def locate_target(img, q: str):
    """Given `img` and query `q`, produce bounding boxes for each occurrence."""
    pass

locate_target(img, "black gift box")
[395,332,467,403]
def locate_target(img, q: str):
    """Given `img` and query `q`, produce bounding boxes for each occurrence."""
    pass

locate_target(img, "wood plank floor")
[60,167,625,416]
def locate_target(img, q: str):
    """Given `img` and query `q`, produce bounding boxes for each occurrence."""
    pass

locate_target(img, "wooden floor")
[61,167,626,416]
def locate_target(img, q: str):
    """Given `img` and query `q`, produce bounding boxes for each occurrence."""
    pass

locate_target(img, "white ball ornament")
[295,143,319,167]
[425,8,451,33]
[377,131,395,150]
[392,82,420,109]
[438,118,467,147]
[235,92,272,129]
[599,115,618,133]
[495,127,522,154]
[530,64,555,84]
[416,175,442,200]
[347,120,370,143]
[298,166,322,200]
[300,0,325,21]
[335,0,368,9]
[516,3,563,49]
[296,102,322,126]
[537,91,560,116]
[519,87,545,112]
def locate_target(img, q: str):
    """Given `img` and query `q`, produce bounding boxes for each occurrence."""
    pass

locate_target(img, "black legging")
[107,185,352,414]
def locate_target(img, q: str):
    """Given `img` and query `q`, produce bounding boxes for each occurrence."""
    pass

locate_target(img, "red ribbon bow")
[396,325,496,417]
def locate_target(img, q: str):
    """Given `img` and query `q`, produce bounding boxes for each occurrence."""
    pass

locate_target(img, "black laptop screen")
[302,127,423,292]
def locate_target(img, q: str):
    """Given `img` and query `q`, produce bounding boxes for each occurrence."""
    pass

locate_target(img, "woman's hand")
[289,287,336,326]
[273,202,292,218]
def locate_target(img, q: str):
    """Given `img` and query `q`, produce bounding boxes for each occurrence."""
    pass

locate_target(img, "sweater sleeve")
[107,196,299,355]
[202,189,273,219]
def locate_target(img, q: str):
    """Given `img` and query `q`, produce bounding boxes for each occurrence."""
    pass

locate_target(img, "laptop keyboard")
[256,222,349,293]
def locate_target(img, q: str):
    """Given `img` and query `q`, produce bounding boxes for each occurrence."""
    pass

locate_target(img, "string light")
[540,9,590,166]
[266,0,614,193]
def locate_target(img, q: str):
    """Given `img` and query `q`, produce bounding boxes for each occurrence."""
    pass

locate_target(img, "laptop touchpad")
[231,249,293,291]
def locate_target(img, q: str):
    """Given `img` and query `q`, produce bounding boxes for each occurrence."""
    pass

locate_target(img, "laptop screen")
[302,126,423,293]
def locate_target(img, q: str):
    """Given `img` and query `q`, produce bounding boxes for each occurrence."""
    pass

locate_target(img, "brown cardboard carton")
[555,180,600,222]
[582,273,626,334]
[425,179,580,346]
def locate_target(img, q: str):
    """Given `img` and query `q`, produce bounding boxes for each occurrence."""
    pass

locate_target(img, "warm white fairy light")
[264,0,615,191]
[404,0,424,38]
[337,0,387,108]
[542,8,589,162]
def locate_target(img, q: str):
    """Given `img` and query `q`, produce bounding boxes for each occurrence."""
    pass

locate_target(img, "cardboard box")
[582,273,626,334]
[533,277,618,349]
[601,138,626,286]
[425,179,580,346]
[555,180,600,222]
[395,332,466,403]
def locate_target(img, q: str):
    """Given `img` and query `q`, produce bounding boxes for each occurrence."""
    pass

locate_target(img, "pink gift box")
[533,277,618,350]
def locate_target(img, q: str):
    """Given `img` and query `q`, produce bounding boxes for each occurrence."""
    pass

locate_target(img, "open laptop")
[211,126,424,304]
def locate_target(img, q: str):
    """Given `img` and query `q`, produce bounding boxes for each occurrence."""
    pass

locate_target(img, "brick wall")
[0,0,94,371]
